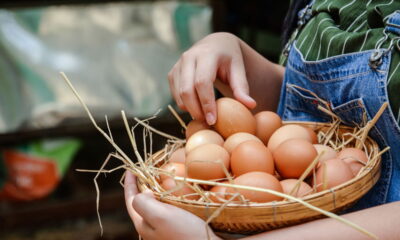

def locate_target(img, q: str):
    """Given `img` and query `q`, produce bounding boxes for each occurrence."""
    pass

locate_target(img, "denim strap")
[385,10,400,36]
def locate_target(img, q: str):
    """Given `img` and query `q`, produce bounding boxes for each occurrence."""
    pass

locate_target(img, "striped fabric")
[280,0,400,124]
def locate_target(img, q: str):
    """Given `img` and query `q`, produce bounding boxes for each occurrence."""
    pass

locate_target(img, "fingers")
[124,171,142,221]
[124,172,156,239]
[229,58,257,109]
[179,57,205,122]
[168,62,185,111]
[132,191,169,227]
[132,216,156,240]
[194,57,218,125]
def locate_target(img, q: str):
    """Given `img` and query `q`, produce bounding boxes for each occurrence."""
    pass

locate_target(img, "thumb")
[229,57,257,109]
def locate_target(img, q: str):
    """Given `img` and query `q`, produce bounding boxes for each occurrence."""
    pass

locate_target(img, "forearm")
[239,39,285,113]
[242,201,400,240]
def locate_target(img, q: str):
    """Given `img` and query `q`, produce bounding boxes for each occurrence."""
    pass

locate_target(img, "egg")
[214,97,256,138]
[227,172,283,203]
[209,182,229,203]
[186,144,230,180]
[223,132,262,154]
[338,148,368,164]
[159,162,186,182]
[268,124,314,152]
[169,148,186,164]
[231,140,274,176]
[315,158,354,191]
[185,120,210,139]
[280,179,313,197]
[313,144,337,166]
[254,111,282,145]
[338,148,368,176]
[161,178,199,200]
[305,127,318,144]
[347,162,364,176]
[185,129,224,153]
[273,139,318,178]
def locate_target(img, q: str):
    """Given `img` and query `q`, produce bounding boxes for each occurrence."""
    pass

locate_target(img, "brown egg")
[169,148,186,164]
[273,139,318,178]
[338,148,368,176]
[223,132,262,154]
[186,144,230,180]
[338,148,368,165]
[185,129,224,153]
[214,97,256,138]
[161,178,199,200]
[280,179,313,197]
[254,111,282,145]
[185,120,210,139]
[315,158,354,192]
[226,172,283,203]
[347,162,364,176]
[268,124,314,152]
[305,127,318,144]
[231,140,274,177]
[314,144,337,167]
[209,182,229,203]
[159,162,186,182]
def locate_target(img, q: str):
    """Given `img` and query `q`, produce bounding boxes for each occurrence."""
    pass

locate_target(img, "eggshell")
[268,124,314,152]
[315,158,354,191]
[161,178,199,200]
[226,172,283,203]
[313,144,337,167]
[231,140,275,176]
[169,148,186,164]
[305,127,318,144]
[273,139,318,178]
[280,179,313,197]
[214,97,256,138]
[185,129,224,153]
[223,132,262,154]
[159,162,186,182]
[254,111,282,145]
[338,148,368,165]
[186,144,230,180]
[209,182,229,203]
[347,162,364,176]
[338,148,368,176]
[185,120,210,139]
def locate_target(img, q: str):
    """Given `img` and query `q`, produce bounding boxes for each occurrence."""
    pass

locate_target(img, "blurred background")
[0,0,289,239]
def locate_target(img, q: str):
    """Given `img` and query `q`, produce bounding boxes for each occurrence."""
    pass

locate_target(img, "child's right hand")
[168,32,257,125]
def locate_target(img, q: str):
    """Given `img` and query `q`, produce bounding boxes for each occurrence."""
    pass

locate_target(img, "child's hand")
[124,171,221,240]
[168,32,256,125]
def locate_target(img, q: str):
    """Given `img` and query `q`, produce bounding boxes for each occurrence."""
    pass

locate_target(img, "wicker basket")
[138,121,382,234]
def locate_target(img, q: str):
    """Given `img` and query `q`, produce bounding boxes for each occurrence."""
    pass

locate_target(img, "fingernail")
[206,113,216,125]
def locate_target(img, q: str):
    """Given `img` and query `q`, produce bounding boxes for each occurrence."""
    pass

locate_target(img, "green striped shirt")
[280,0,400,124]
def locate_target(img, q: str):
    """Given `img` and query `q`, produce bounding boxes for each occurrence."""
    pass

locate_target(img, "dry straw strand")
[173,176,377,239]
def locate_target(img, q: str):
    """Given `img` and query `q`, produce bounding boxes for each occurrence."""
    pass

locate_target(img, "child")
[125,1,400,239]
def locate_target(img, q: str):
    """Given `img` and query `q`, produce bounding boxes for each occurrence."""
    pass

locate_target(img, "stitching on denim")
[287,85,319,101]
[292,43,381,64]
[332,98,366,114]
[286,64,371,83]
[370,127,392,203]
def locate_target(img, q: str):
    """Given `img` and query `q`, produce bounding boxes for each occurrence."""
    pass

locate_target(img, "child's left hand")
[124,171,221,240]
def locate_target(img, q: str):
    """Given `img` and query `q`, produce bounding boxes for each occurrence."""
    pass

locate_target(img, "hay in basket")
[61,73,389,239]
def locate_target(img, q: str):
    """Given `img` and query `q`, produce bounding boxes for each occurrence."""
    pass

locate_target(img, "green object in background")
[174,3,211,50]
[19,138,82,176]
[0,138,82,201]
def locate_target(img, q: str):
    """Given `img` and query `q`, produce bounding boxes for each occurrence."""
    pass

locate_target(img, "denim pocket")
[282,84,332,122]
[331,98,370,127]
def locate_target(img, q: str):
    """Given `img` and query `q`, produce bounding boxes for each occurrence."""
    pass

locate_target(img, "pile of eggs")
[158,98,369,203]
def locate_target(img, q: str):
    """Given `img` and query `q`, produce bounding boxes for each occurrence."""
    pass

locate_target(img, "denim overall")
[278,4,400,210]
